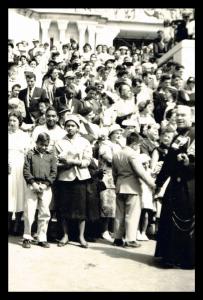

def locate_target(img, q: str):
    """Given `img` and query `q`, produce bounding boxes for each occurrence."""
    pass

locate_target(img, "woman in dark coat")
[154,105,195,269]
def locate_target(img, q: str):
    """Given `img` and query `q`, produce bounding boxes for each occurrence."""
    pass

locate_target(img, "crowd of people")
[8,17,195,270]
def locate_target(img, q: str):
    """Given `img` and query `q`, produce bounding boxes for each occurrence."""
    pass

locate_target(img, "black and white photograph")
[8,8,195,292]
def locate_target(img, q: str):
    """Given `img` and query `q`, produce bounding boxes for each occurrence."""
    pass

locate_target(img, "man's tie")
[29,89,32,104]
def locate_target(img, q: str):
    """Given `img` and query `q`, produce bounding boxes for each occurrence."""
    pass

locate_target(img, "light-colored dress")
[8,129,30,212]
[98,140,121,217]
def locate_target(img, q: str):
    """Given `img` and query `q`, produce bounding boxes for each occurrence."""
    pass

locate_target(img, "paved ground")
[8,236,195,292]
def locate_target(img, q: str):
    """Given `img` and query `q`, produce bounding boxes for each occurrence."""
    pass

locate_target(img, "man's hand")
[177,153,189,166]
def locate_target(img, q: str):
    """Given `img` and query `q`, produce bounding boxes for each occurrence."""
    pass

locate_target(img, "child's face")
[131,142,140,153]
[36,140,49,153]
[161,132,174,146]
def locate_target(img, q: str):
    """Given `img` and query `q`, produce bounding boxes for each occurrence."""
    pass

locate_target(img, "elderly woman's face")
[8,115,20,131]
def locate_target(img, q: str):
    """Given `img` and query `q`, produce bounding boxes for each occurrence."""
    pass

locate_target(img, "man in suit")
[153,74,178,123]
[19,72,48,124]
[112,132,156,247]
[53,84,84,116]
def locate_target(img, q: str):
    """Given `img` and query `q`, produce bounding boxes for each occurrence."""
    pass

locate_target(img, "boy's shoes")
[22,239,31,249]
[30,238,38,245]
[102,231,114,243]
[38,242,50,248]
[113,239,125,247]
[124,241,141,248]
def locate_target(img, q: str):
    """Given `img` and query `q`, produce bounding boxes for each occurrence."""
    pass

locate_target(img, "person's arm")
[112,157,118,186]
[23,152,35,184]
[19,100,26,118]
[79,140,92,168]
[150,148,159,172]
[129,154,155,189]
[45,155,58,186]
[99,144,113,164]
[23,151,40,192]
[78,115,99,140]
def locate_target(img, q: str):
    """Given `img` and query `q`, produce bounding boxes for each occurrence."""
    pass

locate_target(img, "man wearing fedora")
[28,39,40,60]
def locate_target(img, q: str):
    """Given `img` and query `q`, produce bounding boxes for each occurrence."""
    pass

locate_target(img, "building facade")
[9,8,166,50]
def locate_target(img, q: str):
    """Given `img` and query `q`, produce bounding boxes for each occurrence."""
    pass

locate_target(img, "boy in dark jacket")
[22,132,57,248]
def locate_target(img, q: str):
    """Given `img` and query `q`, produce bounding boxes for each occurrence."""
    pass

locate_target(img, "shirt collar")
[34,147,50,155]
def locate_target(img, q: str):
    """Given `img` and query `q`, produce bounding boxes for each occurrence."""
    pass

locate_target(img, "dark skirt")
[57,179,87,220]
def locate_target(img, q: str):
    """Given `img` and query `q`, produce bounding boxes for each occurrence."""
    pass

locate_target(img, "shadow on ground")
[91,245,155,267]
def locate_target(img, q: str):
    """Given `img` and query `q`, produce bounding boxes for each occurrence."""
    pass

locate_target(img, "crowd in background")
[8,10,195,268]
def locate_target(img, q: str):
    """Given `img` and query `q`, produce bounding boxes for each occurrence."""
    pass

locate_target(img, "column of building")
[40,19,51,44]
[87,24,96,51]
[57,20,69,44]
[77,22,87,52]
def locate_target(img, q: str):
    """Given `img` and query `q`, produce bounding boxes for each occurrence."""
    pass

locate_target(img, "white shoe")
[102,231,114,243]
[140,233,149,241]
[136,230,143,241]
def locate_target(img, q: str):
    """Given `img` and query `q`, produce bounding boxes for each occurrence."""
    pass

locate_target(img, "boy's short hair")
[126,132,142,146]
[36,132,50,143]
[161,127,176,135]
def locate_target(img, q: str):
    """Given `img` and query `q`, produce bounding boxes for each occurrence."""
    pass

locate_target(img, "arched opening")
[48,21,60,47]
[66,22,79,44]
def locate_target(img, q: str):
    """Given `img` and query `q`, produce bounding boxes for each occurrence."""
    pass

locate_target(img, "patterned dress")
[8,129,30,212]
[98,140,121,218]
